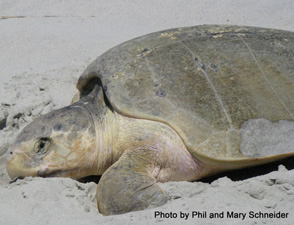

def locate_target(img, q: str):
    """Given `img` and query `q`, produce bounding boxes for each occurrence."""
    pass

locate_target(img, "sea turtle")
[6,25,294,215]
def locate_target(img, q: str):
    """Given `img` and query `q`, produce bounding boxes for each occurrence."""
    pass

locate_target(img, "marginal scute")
[225,129,242,158]
[77,25,294,161]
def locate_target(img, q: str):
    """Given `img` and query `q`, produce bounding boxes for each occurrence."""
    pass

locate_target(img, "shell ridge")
[239,36,294,120]
[181,42,233,129]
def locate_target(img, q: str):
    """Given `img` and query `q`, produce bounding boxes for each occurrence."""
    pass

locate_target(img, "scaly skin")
[6,85,216,215]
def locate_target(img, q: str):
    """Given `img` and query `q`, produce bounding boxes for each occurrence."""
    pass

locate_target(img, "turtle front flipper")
[96,149,169,215]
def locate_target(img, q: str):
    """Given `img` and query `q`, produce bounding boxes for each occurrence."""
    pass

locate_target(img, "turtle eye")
[33,138,51,154]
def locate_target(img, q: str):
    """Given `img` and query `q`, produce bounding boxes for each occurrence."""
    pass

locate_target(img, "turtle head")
[6,102,99,180]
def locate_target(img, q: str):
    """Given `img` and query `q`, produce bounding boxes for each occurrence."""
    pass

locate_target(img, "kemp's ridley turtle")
[6,25,294,215]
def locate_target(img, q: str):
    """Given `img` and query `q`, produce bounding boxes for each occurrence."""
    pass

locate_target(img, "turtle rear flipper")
[96,150,169,215]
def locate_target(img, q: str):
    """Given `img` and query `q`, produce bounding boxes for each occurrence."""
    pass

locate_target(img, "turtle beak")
[6,149,40,180]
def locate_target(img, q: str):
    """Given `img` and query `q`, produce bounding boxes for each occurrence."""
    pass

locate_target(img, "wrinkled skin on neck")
[6,86,113,180]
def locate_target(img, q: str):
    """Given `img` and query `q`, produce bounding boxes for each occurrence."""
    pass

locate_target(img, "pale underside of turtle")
[6,25,294,215]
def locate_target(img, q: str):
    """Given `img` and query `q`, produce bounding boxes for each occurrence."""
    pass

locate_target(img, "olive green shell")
[77,25,294,165]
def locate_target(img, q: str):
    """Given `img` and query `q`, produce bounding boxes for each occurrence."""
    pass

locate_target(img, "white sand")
[0,1,294,224]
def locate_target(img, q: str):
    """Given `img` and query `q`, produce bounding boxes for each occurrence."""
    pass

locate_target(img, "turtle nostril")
[37,168,49,177]
[10,151,13,155]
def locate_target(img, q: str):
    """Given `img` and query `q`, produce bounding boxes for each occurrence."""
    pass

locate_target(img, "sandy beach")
[1,1,294,224]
